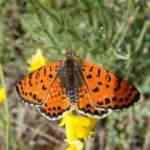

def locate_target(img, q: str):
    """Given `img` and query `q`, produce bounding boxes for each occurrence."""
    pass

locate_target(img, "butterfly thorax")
[58,57,83,102]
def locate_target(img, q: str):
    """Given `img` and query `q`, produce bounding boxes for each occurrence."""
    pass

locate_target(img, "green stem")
[135,21,150,52]
[0,64,10,150]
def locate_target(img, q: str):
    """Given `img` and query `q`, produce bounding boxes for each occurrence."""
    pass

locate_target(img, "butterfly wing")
[77,84,112,118]
[16,61,62,105]
[16,61,71,120]
[37,77,71,120]
[77,61,140,116]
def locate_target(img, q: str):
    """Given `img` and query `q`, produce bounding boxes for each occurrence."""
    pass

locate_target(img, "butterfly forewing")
[77,61,140,113]
[16,61,62,105]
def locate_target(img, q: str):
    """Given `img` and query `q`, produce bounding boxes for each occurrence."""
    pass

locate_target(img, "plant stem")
[0,64,10,150]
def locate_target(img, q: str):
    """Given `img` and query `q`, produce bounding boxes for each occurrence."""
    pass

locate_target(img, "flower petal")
[60,111,97,141]
[0,87,7,103]
[66,140,84,150]
[27,49,47,72]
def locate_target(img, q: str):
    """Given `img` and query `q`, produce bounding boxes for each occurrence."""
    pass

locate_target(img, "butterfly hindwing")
[77,85,112,118]
[16,61,62,105]
[37,78,71,120]
[77,61,140,115]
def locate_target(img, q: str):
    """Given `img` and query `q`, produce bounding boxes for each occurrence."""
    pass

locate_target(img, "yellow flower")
[60,111,97,150]
[27,49,47,72]
[0,64,7,103]
[66,140,84,150]
[60,111,97,141]
[0,87,7,103]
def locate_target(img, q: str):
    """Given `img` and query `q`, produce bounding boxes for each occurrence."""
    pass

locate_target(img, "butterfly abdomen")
[68,88,78,102]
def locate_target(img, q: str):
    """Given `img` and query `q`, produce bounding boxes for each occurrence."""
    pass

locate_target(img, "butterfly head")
[65,50,76,59]
[65,50,81,64]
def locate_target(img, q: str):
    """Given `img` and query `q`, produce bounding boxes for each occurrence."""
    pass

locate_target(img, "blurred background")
[0,0,150,150]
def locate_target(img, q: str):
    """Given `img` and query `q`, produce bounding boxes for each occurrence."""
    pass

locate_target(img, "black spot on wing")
[92,87,99,92]
[49,74,53,78]
[98,81,102,85]
[42,85,47,90]
[106,84,110,88]
[57,106,61,110]
[114,78,122,92]
[29,92,32,96]
[43,68,47,76]
[105,73,111,82]
[53,107,56,110]
[33,94,37,99]
[96,69,101,77]
[25,92,28,96]
[49,66,52,71]
[86,104,91,108]
[89,66,94,72]
[35,72,40,79]
[104,98,110,104]
[97,101,104,105]
[44,103,48,107]
[119,97,123,102]
[112,96,117,101]
[29,81,32,87]
[87,74,92,79]
[133,91,140,102]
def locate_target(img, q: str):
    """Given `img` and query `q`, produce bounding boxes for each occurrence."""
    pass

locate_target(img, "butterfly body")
[16,50,140,120]
[58,57,83,102]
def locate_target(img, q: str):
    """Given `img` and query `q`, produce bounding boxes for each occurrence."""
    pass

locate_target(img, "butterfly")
[16,50,140,120]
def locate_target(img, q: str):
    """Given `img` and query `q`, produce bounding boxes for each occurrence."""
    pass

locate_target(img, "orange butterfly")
[16,50,140,120]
